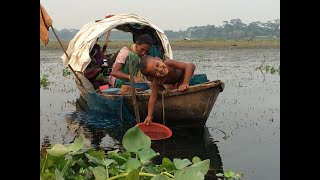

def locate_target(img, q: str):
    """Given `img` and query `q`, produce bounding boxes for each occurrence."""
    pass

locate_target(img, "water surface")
[40,47,280,180]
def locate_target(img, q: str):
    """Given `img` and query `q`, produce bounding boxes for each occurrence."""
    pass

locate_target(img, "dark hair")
[135,34,153,46]
[139,55,154,77]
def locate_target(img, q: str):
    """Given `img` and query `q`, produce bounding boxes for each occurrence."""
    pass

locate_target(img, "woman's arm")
[110,47,133,80]
[144,79,159,125]
[110,63,130,80]
[166,60,196,91]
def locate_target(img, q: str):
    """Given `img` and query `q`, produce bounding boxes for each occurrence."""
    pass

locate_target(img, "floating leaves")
[41,126,242,180]
[40,74,50,88]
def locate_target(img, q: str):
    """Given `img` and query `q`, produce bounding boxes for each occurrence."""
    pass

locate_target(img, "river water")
[40,47,280,180]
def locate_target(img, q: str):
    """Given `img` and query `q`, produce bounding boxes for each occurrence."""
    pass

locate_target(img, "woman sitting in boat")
[138,55,196,125]
[109,34,153,88]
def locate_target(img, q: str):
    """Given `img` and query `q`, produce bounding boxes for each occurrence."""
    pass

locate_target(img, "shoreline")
[40,39,280,50]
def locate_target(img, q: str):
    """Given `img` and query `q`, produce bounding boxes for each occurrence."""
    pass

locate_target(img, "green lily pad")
[137,147,160,164]
[55,169,65,180]
[40,172,55,180]
[122,126,151,152]
[121,151,131,160]
[91,166,107,180]
[216,173,224,177]
[109,165,121,176]
[85,153,103,165]
[161,157,175,172]
[103,159,115,167]
[124,157,142,172]
[190,159,210,175]
[173,158,192,170]
[124,169,139,180]
[108,149,127,165]
[67,134,85,152]
[174,167,205,180]
[146,162,159,174]
[224,170,235,178]
[47,144,70,157]
[192,156,201,164]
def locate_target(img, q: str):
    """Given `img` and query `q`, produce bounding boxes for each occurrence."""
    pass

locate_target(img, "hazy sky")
[41,0,280,31]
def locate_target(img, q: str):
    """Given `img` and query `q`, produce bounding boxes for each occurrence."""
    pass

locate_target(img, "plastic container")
[101,88,120,94]
[99,84,109,93]
[136,122,172,140]
[123,82,150,91]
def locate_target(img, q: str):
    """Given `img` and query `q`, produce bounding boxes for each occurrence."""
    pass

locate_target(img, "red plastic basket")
[136,122,172,140]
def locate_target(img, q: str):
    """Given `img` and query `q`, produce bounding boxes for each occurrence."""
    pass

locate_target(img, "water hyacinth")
[39,126,231,180]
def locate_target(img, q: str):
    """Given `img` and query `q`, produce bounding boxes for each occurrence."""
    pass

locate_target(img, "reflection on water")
[62,98,224,179]
[151,127,224,179]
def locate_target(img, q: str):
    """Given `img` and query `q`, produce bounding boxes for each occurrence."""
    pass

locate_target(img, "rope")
[161,92,166,126]
[119,96,123,126]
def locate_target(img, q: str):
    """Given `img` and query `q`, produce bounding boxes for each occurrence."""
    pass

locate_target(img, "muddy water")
[40,48,280,180]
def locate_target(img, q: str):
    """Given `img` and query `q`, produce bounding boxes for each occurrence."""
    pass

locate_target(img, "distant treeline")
[49,18,280,41]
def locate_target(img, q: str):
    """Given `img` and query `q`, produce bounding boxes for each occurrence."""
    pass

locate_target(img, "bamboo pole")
[129,61,140,123]
[102,30,111,54]
[50,26,82,85]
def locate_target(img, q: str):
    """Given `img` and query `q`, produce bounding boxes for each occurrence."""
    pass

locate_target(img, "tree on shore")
[49,18,280,41]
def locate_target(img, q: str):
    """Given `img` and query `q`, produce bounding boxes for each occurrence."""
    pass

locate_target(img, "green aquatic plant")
[216,170,243,180]
[270,67,276,74]
[40,126,216,180]
[265,65,270,72]
[63,68,72,77]
[40,74,50,88]
[264,65,279,75]
[256,63,280,76]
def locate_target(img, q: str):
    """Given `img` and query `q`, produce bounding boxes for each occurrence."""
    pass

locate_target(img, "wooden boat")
[62,13,225,129]
[75,72,224,129]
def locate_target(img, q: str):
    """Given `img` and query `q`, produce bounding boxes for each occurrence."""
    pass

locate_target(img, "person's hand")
[179,83,189,91]
[144,115,153,125]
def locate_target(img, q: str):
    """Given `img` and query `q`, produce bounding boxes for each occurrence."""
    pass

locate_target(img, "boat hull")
[74,72,224,129]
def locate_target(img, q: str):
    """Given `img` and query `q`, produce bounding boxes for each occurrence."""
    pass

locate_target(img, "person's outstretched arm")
[144,79,159,125]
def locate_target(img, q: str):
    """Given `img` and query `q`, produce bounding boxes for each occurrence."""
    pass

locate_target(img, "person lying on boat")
[138,55,196,125]
[109,34,153,88]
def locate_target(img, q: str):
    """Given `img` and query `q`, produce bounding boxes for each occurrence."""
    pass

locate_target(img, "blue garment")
[149,45,161,57]
[189,74,209,86]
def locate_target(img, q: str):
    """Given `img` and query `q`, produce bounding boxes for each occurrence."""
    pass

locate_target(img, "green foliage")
[151,174,171,180]
[40,74,50,88]
[174,167,205,180]
[190,159,210,175]
[40,126,242,180]
[63,68,72,77]
[122,126,151,152]
[160,158,175,172]
[216,170,243,180]
[264,65,280,75]
[173,158,192,170]
[256,64,280,75]
[137,148,160,164]
[192,156,201,164]
[47,18,279,41]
